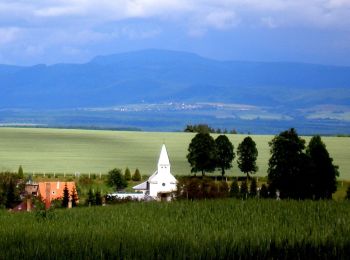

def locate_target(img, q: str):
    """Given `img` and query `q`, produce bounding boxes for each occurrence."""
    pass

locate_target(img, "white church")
[133,144,177,201]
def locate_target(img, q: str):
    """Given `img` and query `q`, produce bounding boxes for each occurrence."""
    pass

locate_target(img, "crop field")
[1,199,350,259]
[0,127,349,179]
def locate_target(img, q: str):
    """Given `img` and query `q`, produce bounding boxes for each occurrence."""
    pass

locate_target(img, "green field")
[0,127,349,179]
[1,200,350,259]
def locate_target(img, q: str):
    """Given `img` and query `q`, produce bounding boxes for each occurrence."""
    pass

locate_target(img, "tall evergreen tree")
[71,186,79,207]
[18,165,24,179]
[215,135,235,177]
[132,168,141,181]
[187,133,217,176]
[306,136,339,199]
[237,136,258,179]
[62,183,70,208]
[124,167,131,181]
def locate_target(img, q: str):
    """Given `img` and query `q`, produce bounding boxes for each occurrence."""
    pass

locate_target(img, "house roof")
[133,181,148,190]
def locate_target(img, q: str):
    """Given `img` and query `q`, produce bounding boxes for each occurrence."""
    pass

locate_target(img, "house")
[37,181,78,208]
[133,144,177,201]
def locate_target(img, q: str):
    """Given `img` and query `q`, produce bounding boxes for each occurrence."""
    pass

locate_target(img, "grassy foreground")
[1,199,350,259]
[0,127,349,179]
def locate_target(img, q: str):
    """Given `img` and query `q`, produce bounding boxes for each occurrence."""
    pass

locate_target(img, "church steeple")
[157,144,170,174]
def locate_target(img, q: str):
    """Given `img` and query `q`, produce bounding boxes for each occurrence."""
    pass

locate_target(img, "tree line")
[187,133,258,178]
[184,124,237,134]
[186,128,340,200]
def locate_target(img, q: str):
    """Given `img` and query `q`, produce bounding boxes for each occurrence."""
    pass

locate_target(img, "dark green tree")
[62,183,70,208]
[237,137,258,179]
[132,168,141,181]
[107,168,127,191]
[306,136,339,199]
[18,165,24,179]
[187,133,217,176]
[124,167,131,181]
[268,128,311,199]
[86,188,95,206]
[71,186,78,207]
[215,135,235,177]
[249,178,257,198]
[95,190,102,206]
[230,179,240,198]
[240,181,248,200]
[259,184,269,198]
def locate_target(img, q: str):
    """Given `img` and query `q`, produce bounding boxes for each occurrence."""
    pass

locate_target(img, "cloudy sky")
[0,0,350,65]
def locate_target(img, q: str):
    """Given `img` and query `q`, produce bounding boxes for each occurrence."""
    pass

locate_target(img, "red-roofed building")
[37,182,78,208]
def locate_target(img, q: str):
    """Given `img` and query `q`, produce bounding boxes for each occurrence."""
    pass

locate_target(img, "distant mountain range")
[1,49,350,133]
[1,49,350,109]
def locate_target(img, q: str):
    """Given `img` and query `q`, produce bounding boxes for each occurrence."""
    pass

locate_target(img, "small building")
[133,144,177,201]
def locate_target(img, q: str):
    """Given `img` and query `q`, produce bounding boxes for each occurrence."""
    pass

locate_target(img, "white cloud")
[1,0,350,64]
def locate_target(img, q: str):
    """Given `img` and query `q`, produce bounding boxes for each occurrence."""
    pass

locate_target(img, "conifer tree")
[62,183,70,208]
[18,165,24,179]
[71,186,79,207]
[124,167,131,181]
[132,169,141,181]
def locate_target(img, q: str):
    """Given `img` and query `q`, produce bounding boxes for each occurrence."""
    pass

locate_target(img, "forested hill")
[0,49,350,109]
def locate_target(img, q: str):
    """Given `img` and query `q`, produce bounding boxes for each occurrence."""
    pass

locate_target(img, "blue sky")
[0,0,350,66]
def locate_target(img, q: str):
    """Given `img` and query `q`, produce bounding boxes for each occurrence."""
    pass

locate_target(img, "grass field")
[0,127,349,179]
[1,199,350,259]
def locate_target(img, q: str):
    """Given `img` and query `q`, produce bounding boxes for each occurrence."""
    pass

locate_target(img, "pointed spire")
[158,144,170,167]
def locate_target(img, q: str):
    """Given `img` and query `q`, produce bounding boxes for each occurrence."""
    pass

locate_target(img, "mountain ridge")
[0,49,349,110]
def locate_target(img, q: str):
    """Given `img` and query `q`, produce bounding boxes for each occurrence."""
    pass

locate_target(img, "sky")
[0,0,350,66]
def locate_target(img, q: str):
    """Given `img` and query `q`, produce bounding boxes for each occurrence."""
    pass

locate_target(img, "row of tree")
[187,133,258,177]
[186,128,340,200]
[106,168,142,191]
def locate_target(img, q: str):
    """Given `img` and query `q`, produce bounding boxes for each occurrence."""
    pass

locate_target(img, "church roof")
[157,144,170,166]
[133,181,148,190]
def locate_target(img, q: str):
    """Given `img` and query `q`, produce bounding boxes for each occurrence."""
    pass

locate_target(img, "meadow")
[0,127,349,179]
[1,199,349,259]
